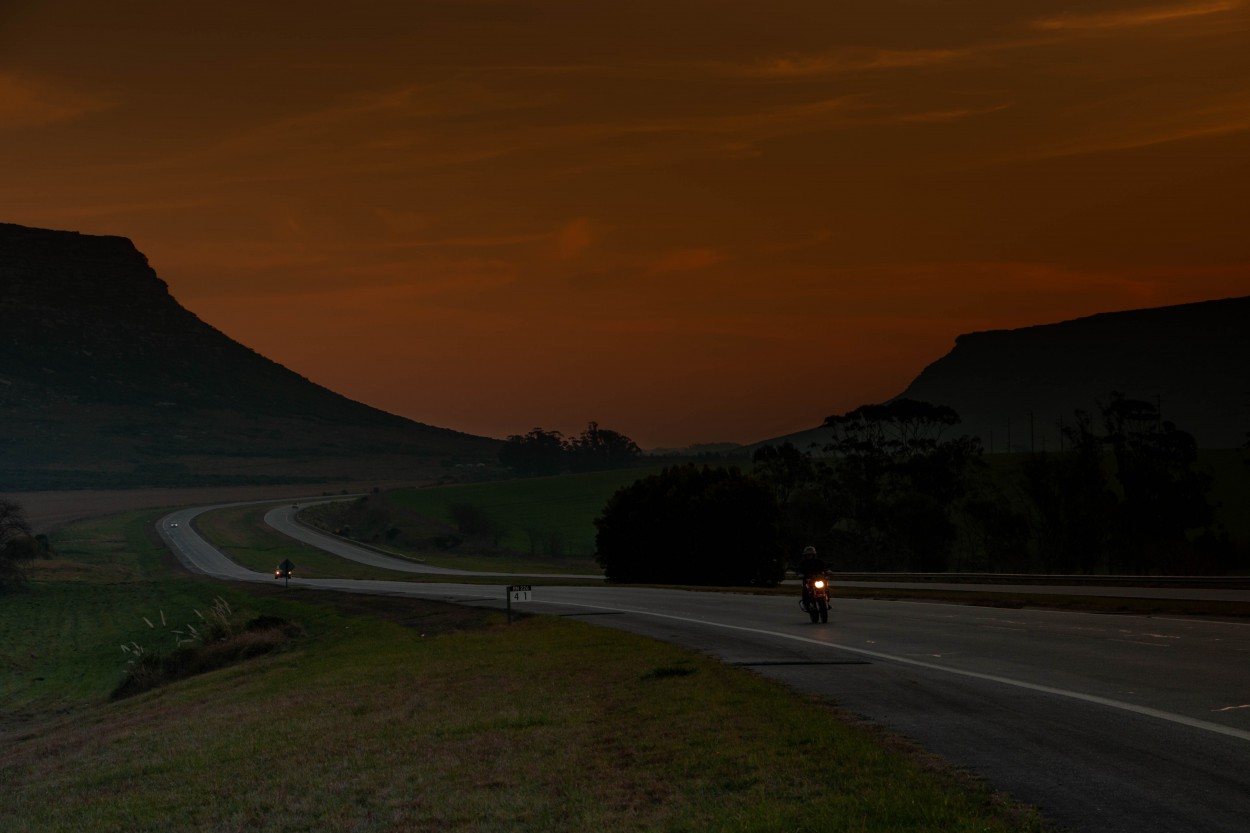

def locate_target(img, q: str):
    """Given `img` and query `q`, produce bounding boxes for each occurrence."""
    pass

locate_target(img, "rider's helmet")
[802,546,817,556]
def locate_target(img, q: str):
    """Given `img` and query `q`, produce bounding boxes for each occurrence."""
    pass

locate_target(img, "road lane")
[159,499,1250,833]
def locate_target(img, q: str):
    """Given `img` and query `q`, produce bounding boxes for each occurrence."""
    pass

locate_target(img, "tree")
[822,400,982,571]
[498,427,569,476]
[568,421,642,472]
[1021,411,1117,573]
[1101,394,1219,573]
[594,465,785,586]
[752,443,840,562]
[1018,396,1229,575]
[0,500,36,592]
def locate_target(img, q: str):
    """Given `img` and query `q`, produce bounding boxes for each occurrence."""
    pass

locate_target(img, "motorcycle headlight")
[813,580,825,589]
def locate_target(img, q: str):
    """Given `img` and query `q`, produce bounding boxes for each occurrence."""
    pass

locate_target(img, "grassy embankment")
[2,508,1045,833]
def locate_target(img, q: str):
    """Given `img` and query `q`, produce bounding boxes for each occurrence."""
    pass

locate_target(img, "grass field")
[2,508,1046,833]
[385,465,666,555]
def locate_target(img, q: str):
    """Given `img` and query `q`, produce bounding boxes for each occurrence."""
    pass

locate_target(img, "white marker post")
[506,584,532,624]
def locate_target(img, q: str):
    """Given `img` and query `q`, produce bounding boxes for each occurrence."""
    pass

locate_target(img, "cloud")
[0,73,114,128]
[647,248,729,275]
[735,47,968,79]
[1013,96,1250,160]
[1032,1,1240,31]
[892,104,1011,124]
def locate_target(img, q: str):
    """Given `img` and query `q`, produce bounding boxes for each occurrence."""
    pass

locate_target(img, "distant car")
[170,522,179,527]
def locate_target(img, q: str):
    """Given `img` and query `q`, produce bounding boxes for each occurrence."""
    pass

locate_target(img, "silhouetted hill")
[758,296,1250,453]
[0,222,501,488]
[897,296,1250,451]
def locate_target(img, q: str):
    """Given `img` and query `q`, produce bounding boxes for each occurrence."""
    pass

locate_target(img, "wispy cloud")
[0,73,114,129]
[1016,96,1250,160]
[734,47,968,79]
[1032,0,1240,31]
[892,103,1011,124]
[646,248,729,275]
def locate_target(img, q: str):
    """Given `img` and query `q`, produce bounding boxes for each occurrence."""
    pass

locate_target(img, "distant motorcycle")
[800,574,830,623]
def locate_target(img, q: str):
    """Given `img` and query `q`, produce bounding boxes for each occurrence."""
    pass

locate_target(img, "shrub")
[594,465,785,586]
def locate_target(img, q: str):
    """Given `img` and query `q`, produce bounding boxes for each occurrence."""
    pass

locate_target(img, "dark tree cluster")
[499,422,641,476]
[1023,394,1232,574]
[0,500,37,592]
[752,395,1238,577]
[594,465,785,586]
[820,399,983,572]
[591,394,1240,586]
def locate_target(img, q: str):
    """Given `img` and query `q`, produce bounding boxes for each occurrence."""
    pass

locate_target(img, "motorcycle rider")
[798,545,827,608]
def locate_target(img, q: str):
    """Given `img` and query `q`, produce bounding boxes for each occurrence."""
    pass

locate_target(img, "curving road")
[159,500,1250,833]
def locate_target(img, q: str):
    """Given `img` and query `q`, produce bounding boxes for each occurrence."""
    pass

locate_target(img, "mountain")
[759,296,1250,453]
[0,222,501,489]
[897,296,1250,451]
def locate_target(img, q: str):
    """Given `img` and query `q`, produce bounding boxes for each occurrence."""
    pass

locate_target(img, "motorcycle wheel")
[808,603,820,623]
[817,598,828,624]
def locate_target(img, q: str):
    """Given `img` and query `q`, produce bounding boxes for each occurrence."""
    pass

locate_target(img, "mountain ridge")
[1,222,500,489]
[761,295,1250,452]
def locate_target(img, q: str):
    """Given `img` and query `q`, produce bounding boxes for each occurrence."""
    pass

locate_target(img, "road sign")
[506,585,533,624]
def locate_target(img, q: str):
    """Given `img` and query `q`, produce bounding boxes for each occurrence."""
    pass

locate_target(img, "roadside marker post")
[506,585,532,624]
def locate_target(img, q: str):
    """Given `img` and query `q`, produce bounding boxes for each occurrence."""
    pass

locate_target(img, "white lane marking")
[541,598,1250,744]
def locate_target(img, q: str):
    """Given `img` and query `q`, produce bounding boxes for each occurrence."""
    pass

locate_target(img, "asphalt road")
[159,501,1250,833]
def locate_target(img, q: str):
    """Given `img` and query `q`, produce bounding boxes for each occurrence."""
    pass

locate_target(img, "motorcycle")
[800,574,830,623]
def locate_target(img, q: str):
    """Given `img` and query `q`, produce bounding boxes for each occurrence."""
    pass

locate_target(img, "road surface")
[159,501,1250,833]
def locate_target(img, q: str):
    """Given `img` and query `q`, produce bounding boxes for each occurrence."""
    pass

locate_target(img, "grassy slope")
[1,510,1044,833]
[385,466,666,555]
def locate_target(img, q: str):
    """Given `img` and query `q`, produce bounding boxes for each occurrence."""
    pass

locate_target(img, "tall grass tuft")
[112,597,301,700]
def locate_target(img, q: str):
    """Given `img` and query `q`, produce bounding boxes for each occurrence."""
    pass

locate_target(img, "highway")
[159,500,1250,833]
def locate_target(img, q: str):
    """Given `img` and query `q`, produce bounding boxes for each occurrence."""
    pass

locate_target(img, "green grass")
[1,508,1046,833]
[386,466,666,555]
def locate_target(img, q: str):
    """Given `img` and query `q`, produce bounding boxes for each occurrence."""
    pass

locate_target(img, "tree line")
[595,396,1245,584]
[499,421,642,476]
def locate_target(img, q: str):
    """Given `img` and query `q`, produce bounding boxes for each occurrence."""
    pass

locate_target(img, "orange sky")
[3,1,1249,447]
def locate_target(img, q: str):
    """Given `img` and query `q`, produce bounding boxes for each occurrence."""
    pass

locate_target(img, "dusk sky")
[4,1,1248,447]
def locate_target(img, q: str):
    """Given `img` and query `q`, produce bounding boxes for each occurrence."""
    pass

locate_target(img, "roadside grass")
[0,510,231,715]
[4,605,1043,833]
[2,508,1047,833]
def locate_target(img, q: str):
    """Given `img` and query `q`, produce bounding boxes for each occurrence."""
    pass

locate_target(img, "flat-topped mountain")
[761,295,1250,453]
[897,296,1250,451]
[0,222,500,489]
